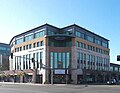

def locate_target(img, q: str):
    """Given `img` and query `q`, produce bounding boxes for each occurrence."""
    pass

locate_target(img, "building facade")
[109,63,120,81]
[0,43,10,71]
[9,24,110,84]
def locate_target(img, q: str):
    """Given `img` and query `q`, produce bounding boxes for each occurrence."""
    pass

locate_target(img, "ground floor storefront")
[0,69,42,84]
[0,69,120,84]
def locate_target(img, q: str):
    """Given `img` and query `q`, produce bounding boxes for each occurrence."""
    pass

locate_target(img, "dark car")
[116,80,120,85]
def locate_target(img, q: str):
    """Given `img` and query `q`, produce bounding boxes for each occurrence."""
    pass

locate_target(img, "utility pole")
[66,69,67,84]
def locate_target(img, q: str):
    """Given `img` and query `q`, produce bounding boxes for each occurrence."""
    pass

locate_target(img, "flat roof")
[62,24,109,41]
[9,23,109,44]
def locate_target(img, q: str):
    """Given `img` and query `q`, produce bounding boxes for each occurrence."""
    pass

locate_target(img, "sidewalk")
[0,81,46,86]
[0,81,86,87]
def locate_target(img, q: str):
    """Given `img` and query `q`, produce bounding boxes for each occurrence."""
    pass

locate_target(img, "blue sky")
[0,0,120,64]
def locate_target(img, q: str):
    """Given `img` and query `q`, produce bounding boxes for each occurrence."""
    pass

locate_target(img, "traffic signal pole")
[51,69,53,84]
[32,58,37,83]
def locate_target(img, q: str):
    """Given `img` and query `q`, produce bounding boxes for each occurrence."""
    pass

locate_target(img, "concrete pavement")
[0,82,120,93]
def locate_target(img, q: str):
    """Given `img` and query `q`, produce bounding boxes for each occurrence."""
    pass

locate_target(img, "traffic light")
[37,60,39,68]
[32,58,35,69]
[11,53,13,59]
[32,58,34,62]
[40,59,42,69]
[117,55,120,61]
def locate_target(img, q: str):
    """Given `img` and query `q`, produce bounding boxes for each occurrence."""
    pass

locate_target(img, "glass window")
[58,53,62,68]
[87,36,94,42]
[23,55,25,69]
[16,38,23,44]
[7,48,10,51]
[76,31,85,39]
[25,34,33,41]
[115,67,118,72]
[23,46,25,50]
[80,42,83,48]
[37,42,40,47]
[50,52,54,68]
[41,31,45,36]
[65,31,69,35]
[40,52,43,68]
[35,30,45,38]
[95,39,101,45]
[35,32,40,38]
[33,43,36,48]
[49,38,72,47]
[102,42,108,48]
[54,52,58,68]
[20,47,22,51]
[76,41,79,47]
[119,68,120,72]
[81,33,85,39]
[26,45,28,50]
[50,52,70,69]
[62,53,66,68]
[19,56,21,70]
[110,66,113,72]
[29,44,32,49]
[48,31,55,35]
[26,55,28,69]
[41,41,44,46]
[76,31,79,37]
[66,52,70,68]
[36,52,39,61]
[40,52,43,59]
[29,54,31,69]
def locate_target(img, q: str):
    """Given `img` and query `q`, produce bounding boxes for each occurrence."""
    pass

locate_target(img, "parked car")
[116,80,120,85]
[107,79,116,85]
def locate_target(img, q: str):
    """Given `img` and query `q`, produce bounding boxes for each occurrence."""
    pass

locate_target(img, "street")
[0,83,120,93]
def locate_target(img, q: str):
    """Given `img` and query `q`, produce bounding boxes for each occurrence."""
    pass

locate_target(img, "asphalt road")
[0,83,120,93]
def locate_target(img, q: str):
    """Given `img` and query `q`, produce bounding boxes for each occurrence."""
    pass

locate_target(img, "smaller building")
[109,63,120,81]
[0,43,10,71]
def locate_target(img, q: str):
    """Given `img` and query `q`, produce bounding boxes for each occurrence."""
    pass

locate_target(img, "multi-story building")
[9,24,110,84]
[0,43,10,71]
